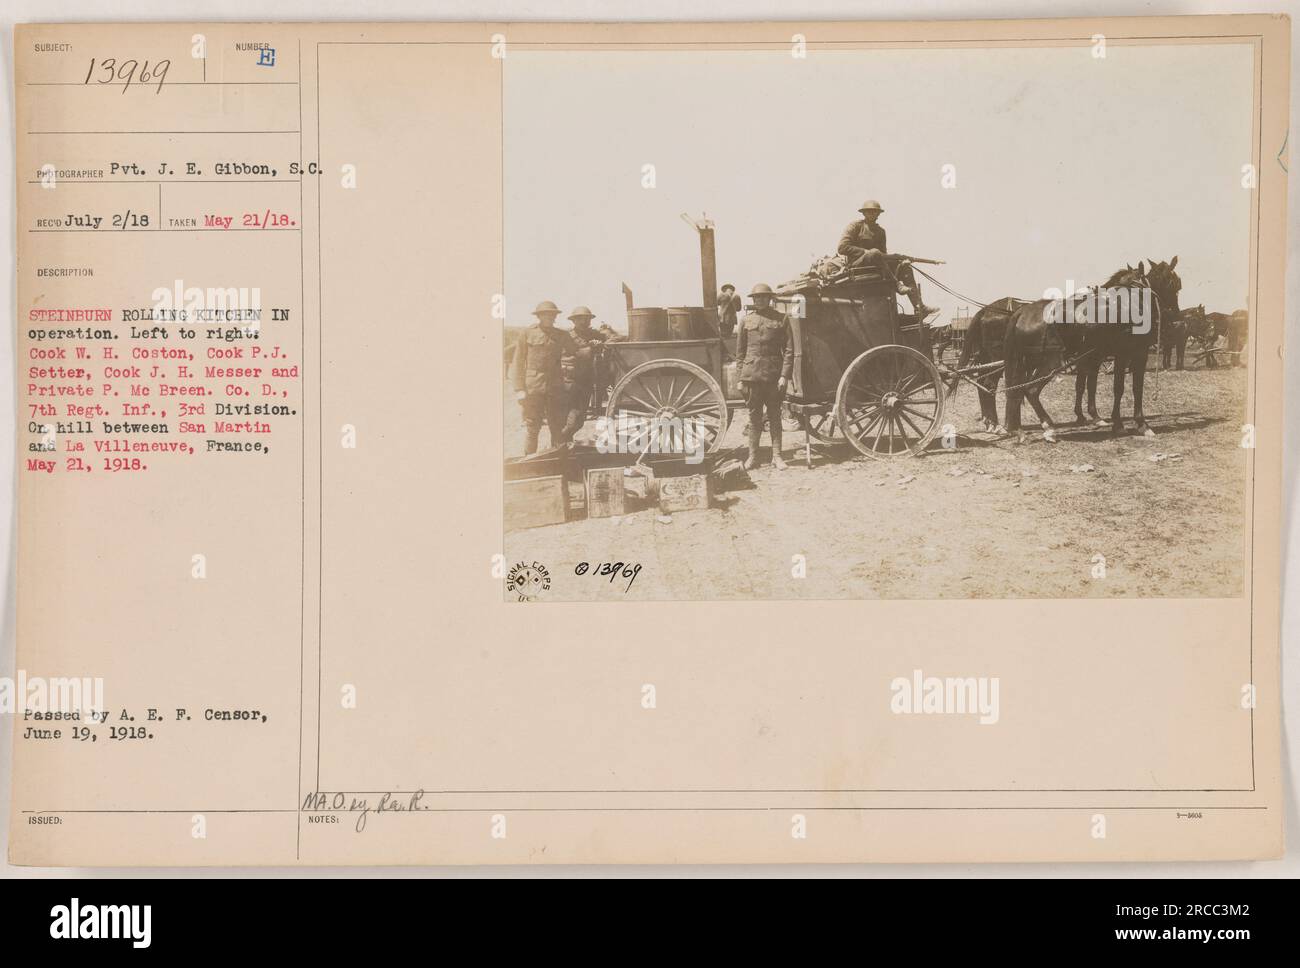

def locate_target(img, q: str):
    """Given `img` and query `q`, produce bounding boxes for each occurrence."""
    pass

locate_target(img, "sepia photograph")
[503,42,1257,601]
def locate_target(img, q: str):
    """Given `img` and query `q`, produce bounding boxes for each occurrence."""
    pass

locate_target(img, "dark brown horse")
[1002,258,1181,439]
[1063,264,1149,428]
[950,298,1020,432]
[955,267,1144,434]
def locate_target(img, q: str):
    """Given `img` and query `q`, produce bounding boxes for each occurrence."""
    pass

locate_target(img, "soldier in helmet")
[560,305,607,442]
[736,283,794,471]
[838,199,936,318]
[511,300,578,455]
[568,305,606,348]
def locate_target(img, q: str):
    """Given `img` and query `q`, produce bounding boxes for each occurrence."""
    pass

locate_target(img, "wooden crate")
[584,467,626,519]
[505,475,568,530]
[657,474,711,513]
[623,466,654,500]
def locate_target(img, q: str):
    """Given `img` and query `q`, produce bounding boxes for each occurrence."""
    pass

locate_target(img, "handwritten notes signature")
[302,790,428,833]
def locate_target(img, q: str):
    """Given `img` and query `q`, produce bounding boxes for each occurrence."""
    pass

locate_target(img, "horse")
[1002,257,1181,439]
[1200,309,1249,367]
[1161,300,1194,370]
[1062,264,1150,428]
[1180,304,1221,367]
[954,267,1143,434]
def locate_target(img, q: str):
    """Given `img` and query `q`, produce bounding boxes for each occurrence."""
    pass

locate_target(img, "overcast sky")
[504,43,1254,331]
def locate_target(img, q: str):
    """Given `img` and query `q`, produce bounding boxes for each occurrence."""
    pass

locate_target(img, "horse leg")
[1085,362,1108,425]
[1109,356,1126,435]
[1073,369,1088,424]
[1131,352,1153,436]
[989,372,1005,433]
[977,377,997,432]
[1003,360,1023,438]
[1025,377,1057,442]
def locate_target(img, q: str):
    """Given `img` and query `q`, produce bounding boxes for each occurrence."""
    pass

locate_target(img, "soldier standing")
[511,300,578,455]
[837,199,935,318]
[717,283,743,337]
[560,305,607,442]
[736,283,794,471]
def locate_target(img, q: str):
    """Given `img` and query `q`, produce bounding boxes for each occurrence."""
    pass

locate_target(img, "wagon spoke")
[816,413,841,438]
[899,403,937,423]
[801,409,844,443]
[895,368,923,396]
[854,414,885,442]
[844,404,880,431]
[870,412,890,452]
[679,404,721,420]
[637,378,669,410]
[900,393,938,410]
[847,413,885,450]
[847,378,886,403]
[896,408,928,442]
[622,391,660,416]
[677,386,713,411]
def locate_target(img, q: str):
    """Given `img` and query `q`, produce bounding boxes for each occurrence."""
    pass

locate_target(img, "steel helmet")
[748,283,775,297]
[568,305,595,320]
[858,199,884,213]
[532,300,561,316]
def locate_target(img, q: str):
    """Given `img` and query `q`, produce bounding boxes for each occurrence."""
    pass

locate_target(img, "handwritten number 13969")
[83,58,170,93]
[574,561,642,592]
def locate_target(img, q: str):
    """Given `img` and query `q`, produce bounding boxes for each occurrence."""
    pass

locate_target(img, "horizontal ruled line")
[22,805,1270,814]
[26,179,300,184]
[28,80,299,86]
[28,227,300,233]
[315,34,1264,46]
[28,129,300,135]
[310,786,1261,794]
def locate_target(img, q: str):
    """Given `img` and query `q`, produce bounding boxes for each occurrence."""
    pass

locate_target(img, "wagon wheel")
[605,359,728,454]
[779,402,805,434]
[797,408,845,444]
[835,345,945,459]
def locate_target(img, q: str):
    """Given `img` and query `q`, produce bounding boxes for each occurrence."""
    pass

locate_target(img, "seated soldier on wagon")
[838,198,936,319]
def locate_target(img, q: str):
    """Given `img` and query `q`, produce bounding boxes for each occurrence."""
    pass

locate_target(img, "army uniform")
[560,308,607,441]
[512,304,578,455]
[736,285,794,470]
[837,199,932,317]
[837,217,889,270]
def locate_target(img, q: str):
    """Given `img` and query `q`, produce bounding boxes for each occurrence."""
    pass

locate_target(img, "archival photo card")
[9,15,1289,865]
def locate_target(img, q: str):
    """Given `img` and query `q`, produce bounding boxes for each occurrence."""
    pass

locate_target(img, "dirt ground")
[504,363,1250,601]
